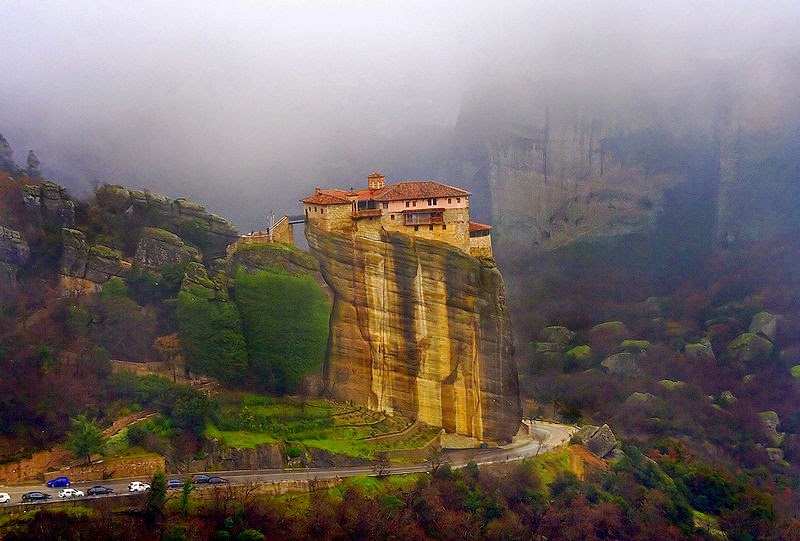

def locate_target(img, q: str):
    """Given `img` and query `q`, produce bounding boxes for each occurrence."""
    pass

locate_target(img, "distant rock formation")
[26,150,41,177]
[23,180,75,227]
[0,225,30,290]
[306,221,521,442]
[0,134,20,175]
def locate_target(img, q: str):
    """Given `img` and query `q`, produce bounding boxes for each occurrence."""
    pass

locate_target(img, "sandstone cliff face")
[306,222,521,442]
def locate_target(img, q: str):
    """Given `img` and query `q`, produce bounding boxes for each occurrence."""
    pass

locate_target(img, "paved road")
[0,421,576,507]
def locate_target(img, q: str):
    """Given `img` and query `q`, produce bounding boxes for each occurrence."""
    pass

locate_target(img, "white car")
[128,481,151,492]
[0,492,10,503]
[58,488,85,498]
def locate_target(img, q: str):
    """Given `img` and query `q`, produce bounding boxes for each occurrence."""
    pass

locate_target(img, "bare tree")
[372,451,391,478]
[425,447,447,475]
[533,430,547,456]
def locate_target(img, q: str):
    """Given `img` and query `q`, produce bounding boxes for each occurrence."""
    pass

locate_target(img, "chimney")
[315,187,321,195]
[367,172,385,190]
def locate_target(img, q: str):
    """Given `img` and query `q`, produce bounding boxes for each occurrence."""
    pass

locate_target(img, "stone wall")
[469,234,493,260]
[304,203,352,232]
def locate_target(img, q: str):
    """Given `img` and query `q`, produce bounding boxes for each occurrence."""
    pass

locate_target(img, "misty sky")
[2,1,799,230]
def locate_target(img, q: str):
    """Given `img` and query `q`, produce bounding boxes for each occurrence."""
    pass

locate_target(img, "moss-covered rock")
[658,379,686,390]
[591,321,628,336]
[685,340,715,359]
[134,227,200,273]
[620,339,650,352]
[539,326,575,349]
[726,332,774,366]
[85,245,128,282]
[228,242,318,275]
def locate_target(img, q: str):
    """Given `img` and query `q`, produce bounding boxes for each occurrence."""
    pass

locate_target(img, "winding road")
[0,421,576,507]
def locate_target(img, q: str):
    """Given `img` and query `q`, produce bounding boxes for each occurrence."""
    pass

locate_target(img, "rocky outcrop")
[59,228,129,285]
[22,180,75,227]
[227,241,320,276]
[0,225,30,289]
[26,150,41,177]
[95,185,239,257]
[758,411,784,446]
[60,228,89,276]
[188,441,285,472]
[306,222,521,442]
[85,246,129,282]
[133,227,199,272]
[0,134,22,176]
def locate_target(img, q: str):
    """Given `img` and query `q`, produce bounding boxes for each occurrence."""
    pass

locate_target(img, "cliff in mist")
[442,58,800,265]
[306,221,521,442]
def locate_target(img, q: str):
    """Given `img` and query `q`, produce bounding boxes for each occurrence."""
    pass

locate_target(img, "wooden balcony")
[351,208,383,219]
[404,212,444,226]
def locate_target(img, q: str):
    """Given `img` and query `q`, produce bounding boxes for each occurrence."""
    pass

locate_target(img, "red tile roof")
[469,222,492,232]
[372,181,470,202]
[301,192,351,205]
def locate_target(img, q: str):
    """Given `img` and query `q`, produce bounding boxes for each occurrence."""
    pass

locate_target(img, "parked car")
[58,488,85,498]
[0,492,10,503]
[191,473,211,484]
[46,476,71,487]
[128,481,151,492]
[87,485,114,496]
[22,491,52,502]
[166,478,185,489]
[207,476,229,485]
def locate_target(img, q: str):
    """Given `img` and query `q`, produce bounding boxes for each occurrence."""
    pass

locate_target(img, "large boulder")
[749,311,778,342]
[601,352,641,376]
[573,424,618,458]
[134,227,199,272]
[726,332,774,366]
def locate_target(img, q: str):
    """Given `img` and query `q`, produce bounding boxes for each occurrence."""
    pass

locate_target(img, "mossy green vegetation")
[233,268,330,393]
[204,392,436,459]
[177,267,248,386]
